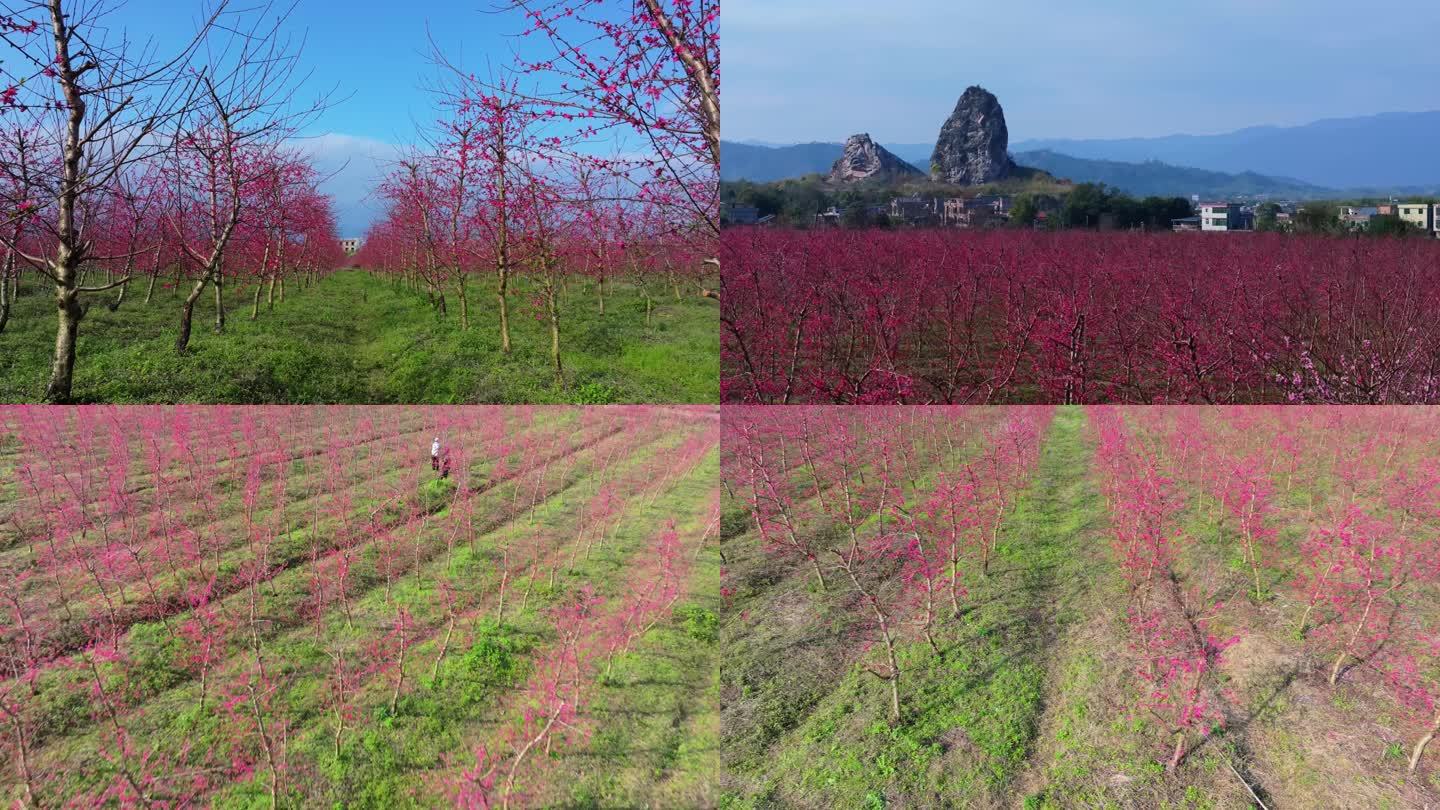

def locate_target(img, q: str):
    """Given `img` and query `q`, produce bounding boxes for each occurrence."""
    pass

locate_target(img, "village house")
[941,196,1009,227]
[889,196,941,224]
[940,195,1011,227]
[1198,202,1242,232]
[1398,202,1435,232]
[1338,205,1380,229]
[722,204,761,226]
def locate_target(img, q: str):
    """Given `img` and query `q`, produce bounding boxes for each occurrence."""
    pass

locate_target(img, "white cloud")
[289,133,406,237]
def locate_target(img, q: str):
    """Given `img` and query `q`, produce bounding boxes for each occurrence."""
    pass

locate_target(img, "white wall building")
[1199,202,1240,232]
[1397,203,1433,231]
[1397,203,1435,233]
[340,238,362,256]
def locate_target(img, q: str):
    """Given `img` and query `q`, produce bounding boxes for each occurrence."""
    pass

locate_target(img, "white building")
[1397,202,1433,231]
[340,238,362,256]
[1199,202,1241,231]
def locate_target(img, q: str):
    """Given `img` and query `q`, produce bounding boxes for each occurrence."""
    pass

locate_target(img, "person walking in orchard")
[431,436,442,472]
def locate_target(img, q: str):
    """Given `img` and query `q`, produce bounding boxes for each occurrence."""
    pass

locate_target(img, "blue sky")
[120,0,557,234]
[724,0,1440,145]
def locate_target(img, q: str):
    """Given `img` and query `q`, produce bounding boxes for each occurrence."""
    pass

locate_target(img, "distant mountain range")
[720,140,1330,198]
[721,141,849,182]
[723,110,1440,198]
[1011,150,1330,198]
[1011,111,1440,190]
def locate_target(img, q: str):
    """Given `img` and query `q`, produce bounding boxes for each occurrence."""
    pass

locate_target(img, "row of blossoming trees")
[0,0,345,402]
[355,0,720,383]
[0,404,719,806]
[721,228,1440,404]
[1095,407,1440,778]
[722,406,1052,723]
[722,405,1440,785]
[1089,408,1240,772]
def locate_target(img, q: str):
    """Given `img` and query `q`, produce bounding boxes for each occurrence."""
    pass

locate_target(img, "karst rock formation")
[930,85,1016,185]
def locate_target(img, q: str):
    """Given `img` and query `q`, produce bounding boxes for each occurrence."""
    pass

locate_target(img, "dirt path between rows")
[998,407,1117,806]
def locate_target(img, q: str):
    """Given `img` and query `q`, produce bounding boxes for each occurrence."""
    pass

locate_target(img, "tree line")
[0,0,340,402]
[355,0,721,385]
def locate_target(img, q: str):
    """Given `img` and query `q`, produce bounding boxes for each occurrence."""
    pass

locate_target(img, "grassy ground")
[0,407,720,807]
[722,409,1110,807]
[530,450,723,808]
[0,270,718,403]
[721,407,1440,809]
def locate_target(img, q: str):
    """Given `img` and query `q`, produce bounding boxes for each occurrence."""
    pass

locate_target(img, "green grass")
[722,408,1114,807]
[12,422,720,807]
[0,270,718,403]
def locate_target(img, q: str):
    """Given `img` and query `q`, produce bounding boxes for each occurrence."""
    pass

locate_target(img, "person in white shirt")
[431,437,441,471]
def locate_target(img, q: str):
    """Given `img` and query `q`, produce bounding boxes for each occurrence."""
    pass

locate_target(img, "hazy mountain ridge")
[1012,150,1329,198]
[720,140,1338,198]
[1011,110,1440,188]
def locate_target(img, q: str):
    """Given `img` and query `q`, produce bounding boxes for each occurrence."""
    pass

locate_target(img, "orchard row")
[721,406,1440,804]
[0,2,346,402]
[356,0,721,381]
[0,405,720,807]
[0,0,719,401]
[721,228,1440,404]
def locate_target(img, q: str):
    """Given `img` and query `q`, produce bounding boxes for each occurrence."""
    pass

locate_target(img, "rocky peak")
[828,133,923,183]
[930,86,1015,185]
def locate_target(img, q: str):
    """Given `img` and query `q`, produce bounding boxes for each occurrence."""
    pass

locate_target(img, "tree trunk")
[144,270,158,304]
[501,704,564,810]
[6,264,18,326]
[808,556,828,592]
[2,710,37,810]
[1166,730,1186,773]
[888,667,901,723]
[1410,710,1440,772]
[44,280,83,403]
[0,264,11,335]
[212,264,226,333]
[1064,314,1085,405]
[333,705,345,761]
[548,284,562,383]
[252,246,270,321]
[109,276,128,311]
[457,273,469,330]
[176,278,209,352]
[389,621,407,715]
[497,271,511,352]
[430,612,455,682]
[1329,595,1375,685]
